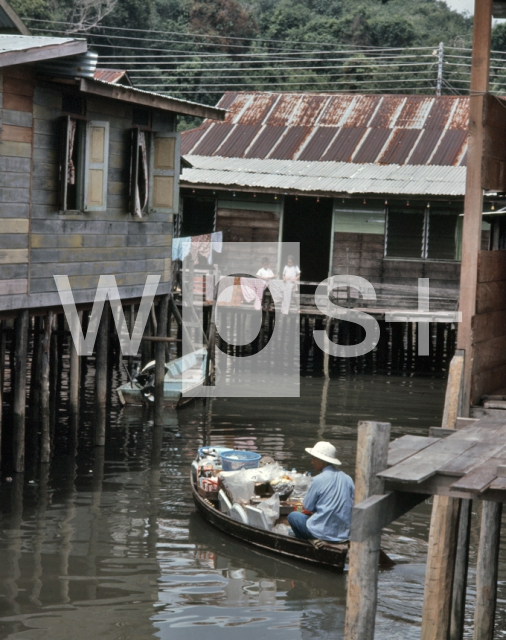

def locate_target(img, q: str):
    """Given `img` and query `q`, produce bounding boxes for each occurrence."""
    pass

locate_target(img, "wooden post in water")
[450,499,472,640]
[69,310,82,419]
[13,310,29,473]
[94,305,109,447]
[0,320,5,468]
[29,316,42,424]
[40,311,53,464]
[154,296,169,425]
[473,501,502,640]
[344,420,391,640]
[421,351,464,640]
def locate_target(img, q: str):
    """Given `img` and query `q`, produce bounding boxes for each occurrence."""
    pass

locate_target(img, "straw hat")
[305,441,342,466]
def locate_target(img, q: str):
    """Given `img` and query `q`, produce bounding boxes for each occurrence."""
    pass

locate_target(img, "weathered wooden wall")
[0,71,175,313]
[471,249,506,403]
[0,66,33,301]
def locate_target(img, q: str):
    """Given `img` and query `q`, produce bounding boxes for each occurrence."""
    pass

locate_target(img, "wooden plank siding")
[0,66,32,300]
[0,75,177,312]
[472,249,506,403]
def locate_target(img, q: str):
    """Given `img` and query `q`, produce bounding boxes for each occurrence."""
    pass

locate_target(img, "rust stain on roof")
[181,92,470,167]
[244,125,286,158]
[94,69,130,84]
[318,94,355,126]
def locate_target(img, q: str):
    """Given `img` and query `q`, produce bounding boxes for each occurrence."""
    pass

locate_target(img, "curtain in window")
[67,118,77,185]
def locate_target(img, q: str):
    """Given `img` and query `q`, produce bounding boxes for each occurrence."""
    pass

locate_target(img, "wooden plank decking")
[379,414,506,501]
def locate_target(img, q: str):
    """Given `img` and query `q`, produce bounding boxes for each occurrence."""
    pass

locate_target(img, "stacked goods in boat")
[192,446,312,535]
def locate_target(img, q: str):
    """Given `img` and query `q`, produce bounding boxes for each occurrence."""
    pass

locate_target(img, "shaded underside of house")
[180,92,487,309]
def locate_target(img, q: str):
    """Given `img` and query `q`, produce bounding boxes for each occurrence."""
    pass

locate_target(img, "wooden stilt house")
[180,92,491,310]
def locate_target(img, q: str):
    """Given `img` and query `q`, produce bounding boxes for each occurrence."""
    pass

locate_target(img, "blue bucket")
[220,450,262,471]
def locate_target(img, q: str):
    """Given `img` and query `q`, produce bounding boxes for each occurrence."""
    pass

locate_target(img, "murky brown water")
[1,372,506,639]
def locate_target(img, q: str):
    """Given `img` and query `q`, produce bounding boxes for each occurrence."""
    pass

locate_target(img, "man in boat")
[287,441,354,543]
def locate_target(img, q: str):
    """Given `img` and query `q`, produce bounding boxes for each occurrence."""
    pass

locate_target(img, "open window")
[59,118,110,213]
[59,116,85,212]
[148,132,180,214]
[130,128,149,217]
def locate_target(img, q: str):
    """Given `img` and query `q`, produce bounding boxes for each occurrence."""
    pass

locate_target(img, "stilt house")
[180,92,492,309]
[0,35,225,314]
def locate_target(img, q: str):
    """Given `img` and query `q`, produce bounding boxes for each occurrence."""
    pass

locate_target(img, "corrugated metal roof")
[94,68,131,85]
[181,155,466,197]
[181,92,470,168]
[0,34,82,54]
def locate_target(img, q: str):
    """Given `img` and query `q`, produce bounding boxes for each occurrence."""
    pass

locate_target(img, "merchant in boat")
[287,441,354,542]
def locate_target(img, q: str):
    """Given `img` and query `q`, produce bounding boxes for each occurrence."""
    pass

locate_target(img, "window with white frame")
[385,205,461,260]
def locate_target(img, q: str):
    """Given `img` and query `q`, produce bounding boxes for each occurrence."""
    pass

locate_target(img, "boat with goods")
[191,446,349,571]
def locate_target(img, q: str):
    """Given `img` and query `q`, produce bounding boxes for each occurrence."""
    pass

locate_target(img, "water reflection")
[0,373,489,640]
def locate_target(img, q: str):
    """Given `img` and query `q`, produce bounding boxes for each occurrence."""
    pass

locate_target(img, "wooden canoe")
[191,473,348,572]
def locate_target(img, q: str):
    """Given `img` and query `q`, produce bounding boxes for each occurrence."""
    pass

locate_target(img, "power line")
[135,78,437,89]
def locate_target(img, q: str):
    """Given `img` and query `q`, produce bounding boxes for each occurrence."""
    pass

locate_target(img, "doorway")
[282,196,333,287]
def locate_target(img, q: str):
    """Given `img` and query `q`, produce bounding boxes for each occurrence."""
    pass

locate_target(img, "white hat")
[305,441,341,466]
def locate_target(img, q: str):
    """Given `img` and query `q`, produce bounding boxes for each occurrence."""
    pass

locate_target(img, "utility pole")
[436,41,444,96]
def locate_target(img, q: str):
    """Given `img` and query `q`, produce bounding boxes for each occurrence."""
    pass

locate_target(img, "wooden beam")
[78,78,226,120]
[473,501,502,640]
[450,499,473,640]
[344,421,391,640]
[457,0,493,414]
[40,311,53,464]
[94,306,108,447]
[350,491,428,543]
[0,39,87,69]
[0,0,31,34]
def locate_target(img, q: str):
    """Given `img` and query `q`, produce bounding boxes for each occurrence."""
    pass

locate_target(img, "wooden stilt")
[13,310,29,473]
[40,311,53,464]
[29,317,42,424]
[450,498,473,640]
[94,305,109,447]
[69,310,82,418]
[49,314,59,436]
[421,496,460,640]
[0,320,5,468]
[344,420,391,640]
[154,296,169,425]
[473,501,502,640]
[141,312,152,369]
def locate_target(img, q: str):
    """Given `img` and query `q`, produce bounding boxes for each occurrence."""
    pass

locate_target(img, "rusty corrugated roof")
[181,92,470,167]
[94,68,131,85]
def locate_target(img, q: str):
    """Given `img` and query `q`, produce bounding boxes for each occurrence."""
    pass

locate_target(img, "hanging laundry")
[240,277,267,311]
[268,279,294,315]
[190,234,212,264]
[208,231,223,264]
[172,237,181,261]
[180,237,191,261]
[217,276,235,304]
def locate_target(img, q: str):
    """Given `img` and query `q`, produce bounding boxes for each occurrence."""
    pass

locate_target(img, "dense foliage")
[13,0,506,125]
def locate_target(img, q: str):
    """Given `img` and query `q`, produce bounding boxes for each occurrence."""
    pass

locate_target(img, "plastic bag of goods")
[221,469,255,504]
[272,523,293,537]
[270,475,294,499]
[258,492,280,528]
[291,473,312,499]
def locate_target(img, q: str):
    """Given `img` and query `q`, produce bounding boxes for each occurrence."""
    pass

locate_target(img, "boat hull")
[191,475,347,571]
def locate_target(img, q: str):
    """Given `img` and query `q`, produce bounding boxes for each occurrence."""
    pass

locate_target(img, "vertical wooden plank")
[40,311,53,464]
[450,499,473,640]
[457,0,493,413]
[94,305,108,447]
[442,352,464,429]
[473,501,502,640]
[154,295,169,425]
[344,421,391,640]
[13,310,28,473]
[29,316,42,425]
[69,310,82,418]
[421,496,461,640]
[0,320,5,469]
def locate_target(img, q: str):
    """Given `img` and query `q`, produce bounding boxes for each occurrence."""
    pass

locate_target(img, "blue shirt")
[303,465,355,542]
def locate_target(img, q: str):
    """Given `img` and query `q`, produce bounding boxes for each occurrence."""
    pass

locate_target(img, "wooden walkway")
[379,415,506,502]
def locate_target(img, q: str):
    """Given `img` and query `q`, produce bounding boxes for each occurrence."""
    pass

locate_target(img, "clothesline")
[172,232,223,264]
